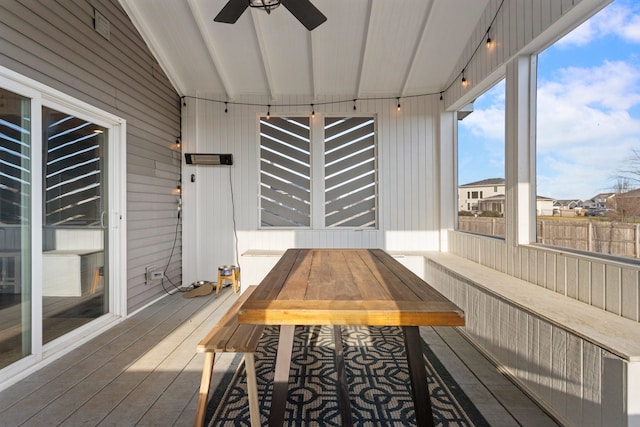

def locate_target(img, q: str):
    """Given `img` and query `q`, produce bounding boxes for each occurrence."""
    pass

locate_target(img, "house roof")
[616,188,640,198]
[479,194,554,202]
[459,178,505,188]
[590,192,615,201]
[119,0,490,99]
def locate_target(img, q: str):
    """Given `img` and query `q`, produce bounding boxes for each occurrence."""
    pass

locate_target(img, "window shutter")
[259,117,311,227]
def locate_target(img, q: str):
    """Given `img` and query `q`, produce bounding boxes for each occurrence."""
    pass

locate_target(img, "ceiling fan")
[214,0,327,31]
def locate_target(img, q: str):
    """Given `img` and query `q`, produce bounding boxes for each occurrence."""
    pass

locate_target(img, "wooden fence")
[458,217,640,259]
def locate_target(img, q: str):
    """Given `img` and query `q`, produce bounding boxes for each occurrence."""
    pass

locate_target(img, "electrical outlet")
[145,266,163,284]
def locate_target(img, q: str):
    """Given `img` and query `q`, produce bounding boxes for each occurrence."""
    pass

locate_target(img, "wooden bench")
[194,286,264,427]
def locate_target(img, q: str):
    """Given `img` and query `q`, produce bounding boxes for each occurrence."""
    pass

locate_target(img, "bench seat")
[195,286,264,427]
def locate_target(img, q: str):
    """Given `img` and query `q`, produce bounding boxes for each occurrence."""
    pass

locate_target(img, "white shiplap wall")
[181,94,442,285]
[0,0,182,313]
[424,260,630,427]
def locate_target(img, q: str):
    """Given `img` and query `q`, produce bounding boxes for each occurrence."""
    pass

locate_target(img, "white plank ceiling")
[120,0,490,100]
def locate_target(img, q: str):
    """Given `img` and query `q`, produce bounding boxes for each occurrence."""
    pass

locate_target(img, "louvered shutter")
[259,117,311,227]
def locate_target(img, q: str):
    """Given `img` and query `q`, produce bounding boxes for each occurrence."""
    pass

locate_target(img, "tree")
[611,178,640,222]
[617,148,640,187]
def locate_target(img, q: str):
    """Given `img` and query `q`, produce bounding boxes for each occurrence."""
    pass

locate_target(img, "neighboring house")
[458,178,505,212]
[477,194,506,214]
[535,196,556,216]
[458,178,552,215]
[475,193,555,216]
[554,199,583,210]
[585,193,615,209]
[611,188,640,218]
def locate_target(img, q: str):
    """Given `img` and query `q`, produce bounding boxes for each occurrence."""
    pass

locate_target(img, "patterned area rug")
[206,325,489,426]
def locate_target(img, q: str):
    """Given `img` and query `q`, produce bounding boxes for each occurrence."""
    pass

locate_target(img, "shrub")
[479,210,502,217]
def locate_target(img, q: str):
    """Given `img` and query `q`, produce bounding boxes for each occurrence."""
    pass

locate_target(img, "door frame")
[0,65,127,389]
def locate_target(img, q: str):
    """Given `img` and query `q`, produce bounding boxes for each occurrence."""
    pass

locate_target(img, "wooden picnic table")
[238,248,465,426]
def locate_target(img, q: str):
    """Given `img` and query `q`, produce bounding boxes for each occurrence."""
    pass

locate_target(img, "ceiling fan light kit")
[214,0,327,31]
[249,0,280,14]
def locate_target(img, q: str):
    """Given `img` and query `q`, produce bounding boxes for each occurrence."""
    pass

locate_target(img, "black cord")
[442,0,505,94]
[229,166,241,274]
[162,201,187,294]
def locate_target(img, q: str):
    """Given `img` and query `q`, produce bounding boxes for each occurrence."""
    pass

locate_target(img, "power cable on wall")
[229,166,241,277]
[161,200,185,294]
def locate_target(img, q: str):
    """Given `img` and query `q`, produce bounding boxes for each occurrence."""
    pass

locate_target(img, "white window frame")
[258,113,378,230]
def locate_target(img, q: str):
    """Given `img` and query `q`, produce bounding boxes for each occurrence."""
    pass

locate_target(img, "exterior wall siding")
[0,0,182,313]
[181,94,441,286]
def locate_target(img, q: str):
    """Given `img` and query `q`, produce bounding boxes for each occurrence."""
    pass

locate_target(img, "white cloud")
[458,82,506,185]
[460,59,640,200]
[557,2,640,47]
[536,60,640,199]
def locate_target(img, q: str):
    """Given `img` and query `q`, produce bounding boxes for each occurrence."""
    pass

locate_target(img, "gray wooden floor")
[0,287,559,426]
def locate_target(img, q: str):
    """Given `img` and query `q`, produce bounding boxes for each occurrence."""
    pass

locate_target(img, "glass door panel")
[41,107,107,344]
[0,88,31,368]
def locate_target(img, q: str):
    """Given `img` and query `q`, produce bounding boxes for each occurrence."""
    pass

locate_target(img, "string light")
[181,2,504,111]
[311,104,315,117]
[175,139,181,149]
[396,98,401,111]
[224,101,228,113]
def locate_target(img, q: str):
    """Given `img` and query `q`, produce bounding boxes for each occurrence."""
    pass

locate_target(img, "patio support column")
[504,55,537,274]
[438,105,456,252]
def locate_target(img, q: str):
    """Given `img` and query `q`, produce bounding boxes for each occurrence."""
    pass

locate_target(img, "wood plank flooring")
[0,287,559,426]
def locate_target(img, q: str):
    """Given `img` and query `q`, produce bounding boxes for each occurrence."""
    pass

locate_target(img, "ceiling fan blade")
[280,0,327,31]
[214,0,249,24]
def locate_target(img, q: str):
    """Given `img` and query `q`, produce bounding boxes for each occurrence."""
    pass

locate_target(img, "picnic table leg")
[402,326,435,427]
[333,326,353,426]
[269,325,296,427]
[194,352,216,427]
[245,353,261,427]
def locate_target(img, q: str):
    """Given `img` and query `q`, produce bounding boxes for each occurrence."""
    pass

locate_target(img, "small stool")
[216,265,239,294]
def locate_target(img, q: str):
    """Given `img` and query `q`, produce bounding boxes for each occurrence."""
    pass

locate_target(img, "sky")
[458,0,640,200]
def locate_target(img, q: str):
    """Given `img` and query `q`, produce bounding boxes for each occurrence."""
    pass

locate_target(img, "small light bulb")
[396,98,401,111]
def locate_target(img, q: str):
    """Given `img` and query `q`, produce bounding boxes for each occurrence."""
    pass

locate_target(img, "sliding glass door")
[0,88,32,369]
[41,107,108,344]
[0,70,125,378]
